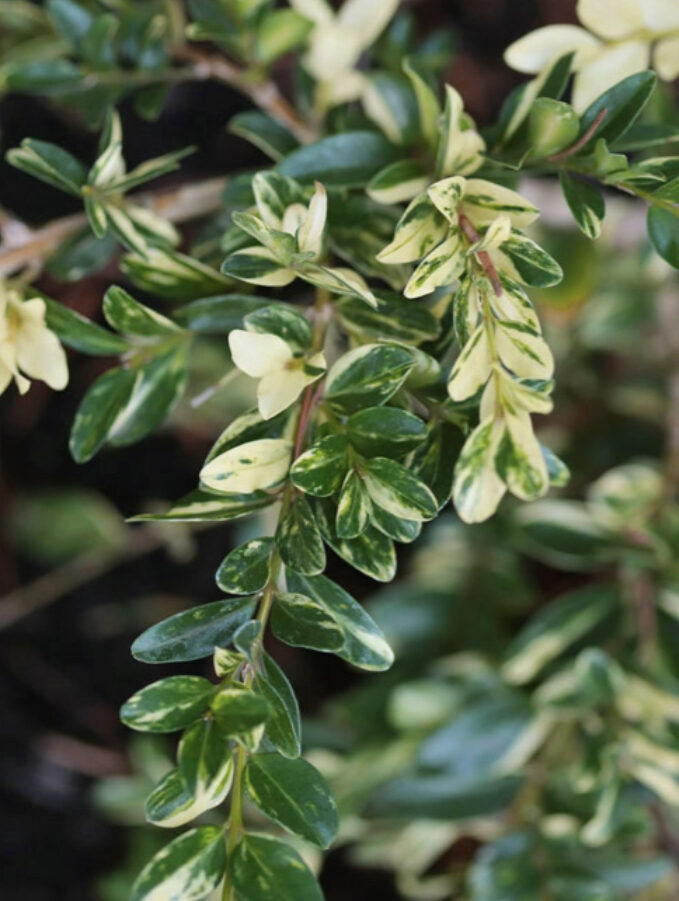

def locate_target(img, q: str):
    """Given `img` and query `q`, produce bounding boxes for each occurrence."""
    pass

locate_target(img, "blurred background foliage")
[3,1,679,900]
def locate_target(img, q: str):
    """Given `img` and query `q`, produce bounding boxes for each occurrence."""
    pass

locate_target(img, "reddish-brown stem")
[546,108,608,163]
[458,211,503,297]
[293,381,324,461]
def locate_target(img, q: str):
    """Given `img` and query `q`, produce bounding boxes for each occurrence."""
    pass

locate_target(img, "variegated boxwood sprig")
[378,173,563,523]
[366,66,486,205]
[221,171,378,307]
[8,111,191,257]
[118,261,436,899]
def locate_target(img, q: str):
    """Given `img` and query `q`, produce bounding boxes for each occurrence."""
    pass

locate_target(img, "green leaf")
[256,652,301,758]
[325,343,415,414]
[347,406,427,458]
[69,367,136,463]
[403,57,440,149]
[230,834,323,901]
[371,506,421,544]
[367,158,429,205]
[131,489,275,523]
[503,583,621,684]
[121,676,216,734]
[271,592,344,652]
[229,111,299,162]
[361,457,438,521]
[4,59,82,96]
[336,292,440,344]
[131,826,226,901]
[7,137,87,196]
[46,228,118,283]
[145,768,202,828]
[371,771,522,820]
[131,597,256,664]
[362,72,420,146]
[173,294,271,333]
[276,495,326,575]
[578,71,657,151]
[216,538,274,595]
[211,686,269,738]
[245,754,339,848]
[412,421,459,508]
[336,470,371,539]
[245,303,312,351]
[278,131,400,189]
[43,296,128,356]
[316,500,397,583]
[287,573,394,671]
[255,8,312,65]
[108,344,189,447]
[103,286,181,337]
[121,248,233,301]
[178,716,235,800]
[527,98,579,158]
[222,247,295,287]
[648,205,679,268]
[290,435,350,497]
[559,172,605,239]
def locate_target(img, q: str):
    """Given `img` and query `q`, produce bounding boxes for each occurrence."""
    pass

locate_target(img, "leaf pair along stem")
[222,289,331,900]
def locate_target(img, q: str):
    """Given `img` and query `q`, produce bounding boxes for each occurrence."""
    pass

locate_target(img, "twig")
[458,211,503,296]
[0,176,227,277]
[174,46,317,145]
[546,108,608,163]
[0,526,161,631]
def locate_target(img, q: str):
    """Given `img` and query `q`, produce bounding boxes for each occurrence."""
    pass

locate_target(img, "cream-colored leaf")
[297,182,327,257]
[470,214,512,253]
[504,24,600,74]
[577,0,646,40]
[453,418,507,523]
[495,321,554,380]
[461,179,539,228]
[200,438,293,494]
[228,329,293,378]
[654,34,679,81]
[427,176,466,224]
[571,40,650,113]
[15,321,68,390]
[502,408,550,501]
[447,325,492,401]
[378,193,449,264]
[258,368,312,420]
[404,230,466,299]
[281,203,307,237]
[338,0,400,47]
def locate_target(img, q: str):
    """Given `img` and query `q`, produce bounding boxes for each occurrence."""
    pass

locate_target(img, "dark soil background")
[0,2,576,899]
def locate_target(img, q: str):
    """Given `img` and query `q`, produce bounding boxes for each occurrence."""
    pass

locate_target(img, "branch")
[458,211,503,296]
[174,46,317,145]
[0,175,227,277]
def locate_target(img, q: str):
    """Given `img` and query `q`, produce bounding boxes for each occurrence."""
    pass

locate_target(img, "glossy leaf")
[287,573,394,671]
[131,597,256,664]
[229,834,323,901]
[121,676,216,734]
[131,826,226,901]
[216,538,274,595]
[245,753,339,848]
[276,495,326,575]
